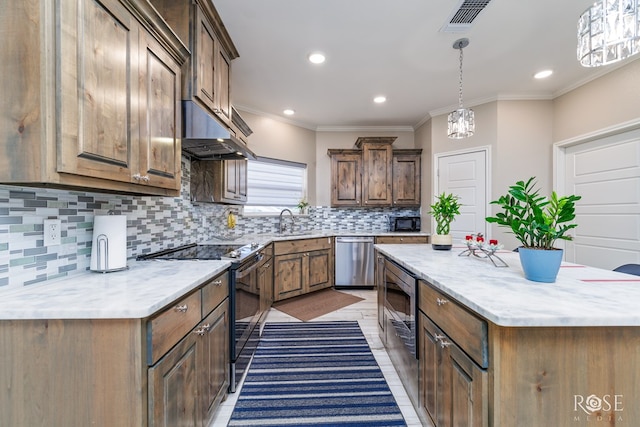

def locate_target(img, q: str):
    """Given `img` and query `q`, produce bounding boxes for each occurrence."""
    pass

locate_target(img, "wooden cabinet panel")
[328,140,420,207]
[153,0,237,126]
[138,29,182,190]
[329,150,362,206]
[375,235,429,244]
[200,300,229,427]
[191,159,247,204]
[58,0,137,183]
[202,272,229,316]
[420,280,488,368]
[273,238,334,301]
[420,312,488,427]
[0,0,186,195]
[148,290,202,365]
[362,142,393,206]
[307,250,332,291]
[194,5,216,111]
[148,330,199,427]
[274,253,305,300]
[392,150,422,206]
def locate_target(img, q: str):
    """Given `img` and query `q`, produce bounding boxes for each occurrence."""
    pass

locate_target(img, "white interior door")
[435,149,488,242]
[563,128,640,269]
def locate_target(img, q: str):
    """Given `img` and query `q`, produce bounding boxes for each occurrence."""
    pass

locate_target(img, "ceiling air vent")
[440,0,492,33]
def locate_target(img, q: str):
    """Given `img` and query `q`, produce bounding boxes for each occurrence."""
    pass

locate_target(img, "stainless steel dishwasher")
[335,236,375,288]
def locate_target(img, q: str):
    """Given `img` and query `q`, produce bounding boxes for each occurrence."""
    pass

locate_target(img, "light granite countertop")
[0,260,230,320]
[375,243,640,327]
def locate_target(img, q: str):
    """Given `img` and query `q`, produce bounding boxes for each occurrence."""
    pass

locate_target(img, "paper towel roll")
[90,215,128,272]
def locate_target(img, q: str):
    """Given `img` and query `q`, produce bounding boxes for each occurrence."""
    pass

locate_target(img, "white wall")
[239,110,317,203]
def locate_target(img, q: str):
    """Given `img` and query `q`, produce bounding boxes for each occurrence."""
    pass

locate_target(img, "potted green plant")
[297,198,310,215]
[429,192,462,250]
[485,177,581,282]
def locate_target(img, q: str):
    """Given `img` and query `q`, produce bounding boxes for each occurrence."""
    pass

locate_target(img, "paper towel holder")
[90,211,129,273]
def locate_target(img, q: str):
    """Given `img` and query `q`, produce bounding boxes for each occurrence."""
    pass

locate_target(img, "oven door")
[229,252,263,391]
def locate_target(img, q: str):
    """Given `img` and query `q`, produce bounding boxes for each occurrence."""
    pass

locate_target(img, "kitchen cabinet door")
[362,142,393,206]
[200,300,229,427]
[393,150,422,206]
[274,252,306,300]
[194,5,217,115]
[148,330,200,427]
[190,159,247,204]
[329,150,362,207]
[58,0,138,185]
[138,29,182,191]
[419,312,488,427]
[307,249,332,292]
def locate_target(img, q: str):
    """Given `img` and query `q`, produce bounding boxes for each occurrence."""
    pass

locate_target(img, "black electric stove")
[136,243,258,261]
[137,241,267,393]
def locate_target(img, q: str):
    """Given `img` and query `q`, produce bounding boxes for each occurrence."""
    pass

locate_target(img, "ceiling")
[213,0,629,130]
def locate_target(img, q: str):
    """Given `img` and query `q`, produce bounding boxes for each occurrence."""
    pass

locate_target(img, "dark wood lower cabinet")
[419,312,487,427]
[273,238,333,302]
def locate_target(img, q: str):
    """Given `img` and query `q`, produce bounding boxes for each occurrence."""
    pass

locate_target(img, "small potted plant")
[297,198,310,215]
[429,192,462,250]
[485,177,581,282]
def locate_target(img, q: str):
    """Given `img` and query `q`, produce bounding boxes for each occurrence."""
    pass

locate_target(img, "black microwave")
[389,216,421,232]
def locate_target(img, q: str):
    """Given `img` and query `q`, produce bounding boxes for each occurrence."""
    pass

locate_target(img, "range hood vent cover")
[182,101,256,160]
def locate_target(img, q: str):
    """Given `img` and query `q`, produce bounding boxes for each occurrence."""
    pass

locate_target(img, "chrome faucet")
[278,208,295,234]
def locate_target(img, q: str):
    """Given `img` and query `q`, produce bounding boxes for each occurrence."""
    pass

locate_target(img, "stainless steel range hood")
[182,101,256,160]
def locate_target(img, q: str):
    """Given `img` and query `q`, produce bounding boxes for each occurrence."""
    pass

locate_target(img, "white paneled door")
[563,128,640,270]
[435,149,488,243]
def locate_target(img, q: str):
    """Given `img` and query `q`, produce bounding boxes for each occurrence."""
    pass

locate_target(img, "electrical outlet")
[44,219,62,246]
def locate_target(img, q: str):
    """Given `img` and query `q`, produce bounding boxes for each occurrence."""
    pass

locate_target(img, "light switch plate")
[44,219,62,246]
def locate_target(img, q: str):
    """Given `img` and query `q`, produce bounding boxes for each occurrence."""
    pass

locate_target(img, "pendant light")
[448,38,475,139]
[578,0,640,67]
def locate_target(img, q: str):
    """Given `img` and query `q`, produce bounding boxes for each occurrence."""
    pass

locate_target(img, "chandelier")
[448,38,475,139]
[578,0,640,67]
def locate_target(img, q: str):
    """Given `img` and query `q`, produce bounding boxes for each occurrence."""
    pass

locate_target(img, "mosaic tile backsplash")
[0,156,419,289]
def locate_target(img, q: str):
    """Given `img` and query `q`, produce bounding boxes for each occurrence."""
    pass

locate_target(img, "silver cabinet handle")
[439,339,452,349]
[436,298,448,306]
[213,280,223,286]
[434,333,446,341]
[174,304,188,312]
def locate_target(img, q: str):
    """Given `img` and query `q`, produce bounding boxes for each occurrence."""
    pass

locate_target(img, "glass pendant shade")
[578,0,640,67]
[448,38,474,139]
[448,108,475,139]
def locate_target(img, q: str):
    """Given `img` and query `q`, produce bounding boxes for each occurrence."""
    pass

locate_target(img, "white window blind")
[246,157,307,211]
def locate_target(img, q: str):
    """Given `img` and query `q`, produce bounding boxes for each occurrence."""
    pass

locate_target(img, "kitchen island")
[375,243,640,427]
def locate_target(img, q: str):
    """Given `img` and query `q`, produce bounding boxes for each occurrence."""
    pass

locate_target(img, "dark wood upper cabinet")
[328,138,422,207]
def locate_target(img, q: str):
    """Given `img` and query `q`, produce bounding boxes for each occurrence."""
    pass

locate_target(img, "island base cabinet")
[419,312,488,427]
[489,325,640,427]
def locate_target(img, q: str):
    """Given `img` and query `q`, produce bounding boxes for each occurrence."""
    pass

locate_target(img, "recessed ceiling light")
[534,69,553,79]
[308,52,326,64]
[283,109,295,116]
[373,96,387,104]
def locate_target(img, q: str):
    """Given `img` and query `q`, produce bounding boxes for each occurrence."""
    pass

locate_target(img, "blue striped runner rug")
[227,321,407,427]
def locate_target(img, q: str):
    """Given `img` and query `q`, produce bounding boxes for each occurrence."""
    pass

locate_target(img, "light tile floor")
[210,289,430,427]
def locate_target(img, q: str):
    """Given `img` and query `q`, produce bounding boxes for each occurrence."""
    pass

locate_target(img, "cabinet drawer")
[202,272,229,315]
[274,237,332,255]
[419,280,488,368]
[376,235,429,244]
[148,291,202,365]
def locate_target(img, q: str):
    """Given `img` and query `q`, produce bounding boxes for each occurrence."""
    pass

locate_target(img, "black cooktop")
[137,244,245,260]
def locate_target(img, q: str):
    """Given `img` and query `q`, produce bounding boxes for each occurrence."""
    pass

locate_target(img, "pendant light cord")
[458,46,464,109]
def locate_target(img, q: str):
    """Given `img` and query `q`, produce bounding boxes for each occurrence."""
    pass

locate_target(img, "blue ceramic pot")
[518,247,563,283]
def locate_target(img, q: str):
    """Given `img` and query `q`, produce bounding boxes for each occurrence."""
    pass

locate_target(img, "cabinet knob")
[193,323,210,336]
[436,298,448,306]
[174,304,188,313]
[439,339,452,349]
[213,280,223,286]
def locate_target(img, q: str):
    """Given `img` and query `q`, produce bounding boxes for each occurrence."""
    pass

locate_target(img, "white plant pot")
[431,234,453,251]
